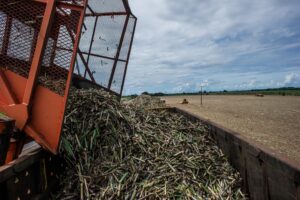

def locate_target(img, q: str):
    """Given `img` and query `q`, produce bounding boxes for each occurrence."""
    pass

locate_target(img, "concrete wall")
[171,107,300,200]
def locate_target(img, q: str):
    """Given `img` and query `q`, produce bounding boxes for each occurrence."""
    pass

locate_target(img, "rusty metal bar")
[108,14,130,89]
[49,38,59,68]
[75,57,81,75]
[83,51,127,62]
[31,0,47,4]
[56,46,127,62]
[122,0,131,14]
[78,50,96,82]
[87,4,95,15]
[85,12,128,17]
[22,0,56,105]
[120,17,137,96]
[0,16,14,106]
[84,16,98,78]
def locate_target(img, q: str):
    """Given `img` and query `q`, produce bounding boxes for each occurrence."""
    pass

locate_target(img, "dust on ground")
[164,95,300,162]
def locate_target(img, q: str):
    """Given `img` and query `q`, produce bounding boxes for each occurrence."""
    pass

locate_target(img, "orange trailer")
[0,0,136,155]
[0,0,136,198]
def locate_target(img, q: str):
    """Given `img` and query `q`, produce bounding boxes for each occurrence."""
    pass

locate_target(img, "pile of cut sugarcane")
[124,94,166,108]
[53,88,247,199]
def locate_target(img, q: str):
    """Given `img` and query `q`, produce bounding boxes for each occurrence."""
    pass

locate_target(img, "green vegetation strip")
[126,87,300,97]
[54,89,247,199]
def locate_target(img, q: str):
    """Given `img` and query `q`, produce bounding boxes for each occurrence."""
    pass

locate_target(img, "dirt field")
[164,95,300,162]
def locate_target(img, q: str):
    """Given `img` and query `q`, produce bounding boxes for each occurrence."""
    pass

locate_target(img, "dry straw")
[53,88,247,199]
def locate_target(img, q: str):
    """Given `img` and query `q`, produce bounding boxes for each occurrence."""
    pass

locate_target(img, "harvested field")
[164,95,300,162]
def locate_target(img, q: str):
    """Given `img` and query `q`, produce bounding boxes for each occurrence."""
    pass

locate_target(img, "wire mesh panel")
[0,0,136,154]
[88,56,114,87]
[119,16,135,60]
[57,0,84,6]
[0,1,46,78]
[92,15,126,58]
[0,0,86,153]
[39,4,81,96]
[76,0,137,96]
[87,0,126,14]
[0,12,7,53]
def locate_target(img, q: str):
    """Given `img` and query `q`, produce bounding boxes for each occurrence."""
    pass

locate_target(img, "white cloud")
[170,80,210,93]
[124,0,300,94]
[283,73,300,87]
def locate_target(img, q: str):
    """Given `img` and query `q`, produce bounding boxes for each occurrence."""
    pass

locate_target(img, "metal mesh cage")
[75,0,137,96]
[39,4,81,95]
[0,0,86,153]
[0,1,45,78]
[87,0,126,13]
[0,0,136,154]
[0,0,136,97]
[57,0,84,6]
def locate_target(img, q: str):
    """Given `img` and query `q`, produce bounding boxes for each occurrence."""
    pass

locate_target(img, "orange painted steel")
[0,0,136,156]
[0,0,87,154]
[5,139,17,164]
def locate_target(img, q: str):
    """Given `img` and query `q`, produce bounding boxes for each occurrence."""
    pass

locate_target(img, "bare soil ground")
[164,95,300,162]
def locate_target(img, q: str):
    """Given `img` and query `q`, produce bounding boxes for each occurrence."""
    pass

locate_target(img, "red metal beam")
[31,0,47,4]
[0,14,17,104]
[78,50,96,83]
[87,4,95,15]
[23,0,56,106]
[0,70,17,105]
[82,51,127,63]
[49,37,59,68]
[85,12,128,17]
[75,57,81,75]
[122,0,131,14]
[31,0,84,11]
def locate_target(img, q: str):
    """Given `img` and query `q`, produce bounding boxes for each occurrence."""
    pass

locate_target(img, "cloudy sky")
[123,0,300,95]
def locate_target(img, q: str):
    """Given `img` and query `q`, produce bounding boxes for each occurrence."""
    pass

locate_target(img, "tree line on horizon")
[125,87,300,98]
